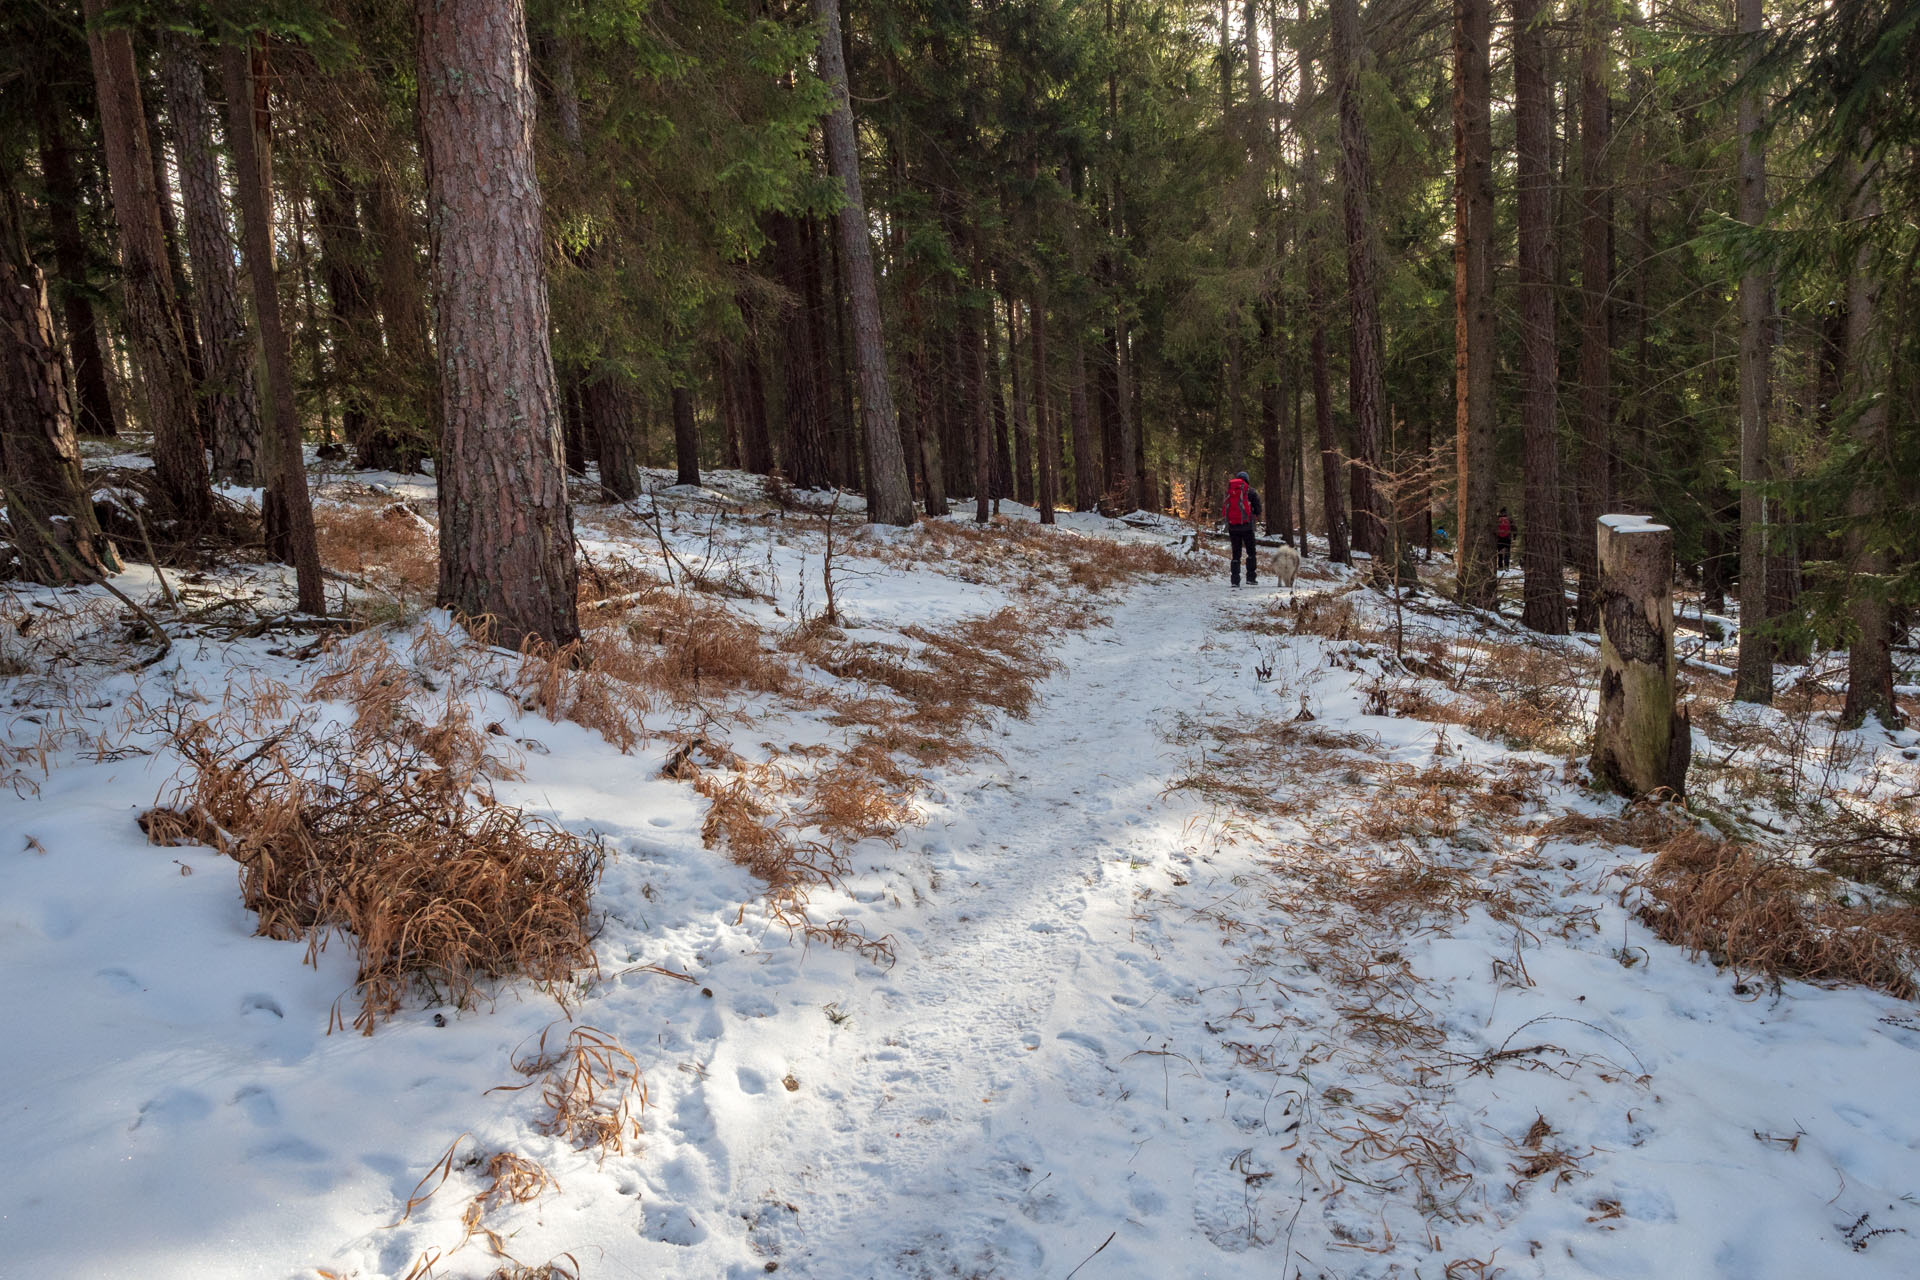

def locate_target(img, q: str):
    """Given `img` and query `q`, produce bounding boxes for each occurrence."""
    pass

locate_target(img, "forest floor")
[4,460,1920,1279]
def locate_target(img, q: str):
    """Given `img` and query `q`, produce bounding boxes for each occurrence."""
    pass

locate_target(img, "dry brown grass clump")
[513,592,792,751]
[1631,831,1920,999]
[801,607,1056,766]
[312,501,437,602]
[150,636,603,1032]
[504,1023,648,1157]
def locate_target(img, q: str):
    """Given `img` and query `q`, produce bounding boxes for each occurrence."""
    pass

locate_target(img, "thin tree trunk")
[1,183,118,581]
[1732,0,1773,702]
[159,29,260,486]
[1839,161,1900,730]
[672,383,699,487]
[312,155,377,470]
[1514,0,1565,634]
[144,87,206,398]
[1329,0,1383,563]
[1573,0,1612,630]
[584,375,640,498]
[1454,0,1497,607]
[1070,335,1098,510]
[1298,0,1347,563]
[417,0,578,647]
[369,170,434,471]
[218,39,324,613]
[967,290,991,523]
[81,0,210,524]
[769,212,833,488]
[1006,287,1033,505]
[35,100,120,438]
[1032,289,1056,525]
[986,291,1013,500]
[814,0,914,526]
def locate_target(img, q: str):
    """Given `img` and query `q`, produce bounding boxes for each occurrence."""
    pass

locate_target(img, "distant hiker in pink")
[1222,471,1263,587]
[1495,507,1514,571]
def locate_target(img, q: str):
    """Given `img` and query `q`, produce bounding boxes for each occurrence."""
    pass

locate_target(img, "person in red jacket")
[1223,471,1263,587]
[1495,507,1514,571]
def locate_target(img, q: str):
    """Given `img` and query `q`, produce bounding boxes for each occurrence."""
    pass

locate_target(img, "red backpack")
[1496,515,1512,539]
[1224,478,1251,526]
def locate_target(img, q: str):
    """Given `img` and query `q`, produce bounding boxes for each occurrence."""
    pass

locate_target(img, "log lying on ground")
[1591,514,1691,799]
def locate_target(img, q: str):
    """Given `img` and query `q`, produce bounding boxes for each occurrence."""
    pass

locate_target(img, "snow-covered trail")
[709,577,1275,1277]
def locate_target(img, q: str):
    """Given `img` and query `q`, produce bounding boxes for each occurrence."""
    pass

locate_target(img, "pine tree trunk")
[814,0,914,526]
[1298,0,1347,563]
[1732,0,1773,703]
[1261,375,1287,541]
[159,30,261,486]
[1031,289,1056,525]
[966,295,991,523]
[34,101,120,438]
[1514,0,1565,634]
[1838,162,1901,731]
[218,40,324,614]
[1070,335,1099,510]
[732,299,774,475]
[313,156,378,470]
[144,89,206,398]
[1573,0,1612,631]
[1453,0,1497,607]
[583,374,639,499]
[769,212,833,489]
[1006,287,1034,505]
[417,0,578,647]
[81,0,210,524]
[369,170,435,471]
[672,384,699,488]
[1,186,118,583]
[986,293,1013,500]
[1329,0,1385,564]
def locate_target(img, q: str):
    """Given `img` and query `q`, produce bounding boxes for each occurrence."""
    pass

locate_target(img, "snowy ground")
[4,473,1919,1279]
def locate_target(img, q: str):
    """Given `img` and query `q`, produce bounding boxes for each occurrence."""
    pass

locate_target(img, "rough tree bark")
[1298,0,1347,563]
[1732,0,1774,703]
[814,0,914,526]
[34,100,120,439]
[1591,515,1690,799]
[418,0,578,647]
[768,212,833,489]
[583,375,640,499]
[1031,290,1057,525]
[1329,0,1384,563]
[1839,161,1902,731]
[1573,0,1612,630]
[1070,335,1099,511]
[1453,0,1497,607]
[672,384,699,488]
[1,183,118,582]
[1005,286,1034,505]
[159,29,260,485]
[1514,0,1565,634]
[218,40,324,614]
[369,170,435,471]
[81,0,210,524]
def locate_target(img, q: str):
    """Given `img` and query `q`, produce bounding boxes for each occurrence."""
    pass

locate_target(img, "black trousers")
[1496,536,1512,570]
[1229,528,1257,583]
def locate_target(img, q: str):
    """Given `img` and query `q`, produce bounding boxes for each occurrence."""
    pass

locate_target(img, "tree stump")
[1590,515,1691,799]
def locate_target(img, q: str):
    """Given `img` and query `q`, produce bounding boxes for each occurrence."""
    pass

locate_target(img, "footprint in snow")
[1055,1030,1106,1059]
[736,1067,767,1096]
[129,1087,211,1132]
[240,992,284,1019]
[95,967,142,994]
[230,1083,279,1126]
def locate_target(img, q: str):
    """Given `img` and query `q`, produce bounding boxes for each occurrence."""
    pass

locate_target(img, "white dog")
[1271,543,1302,587]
